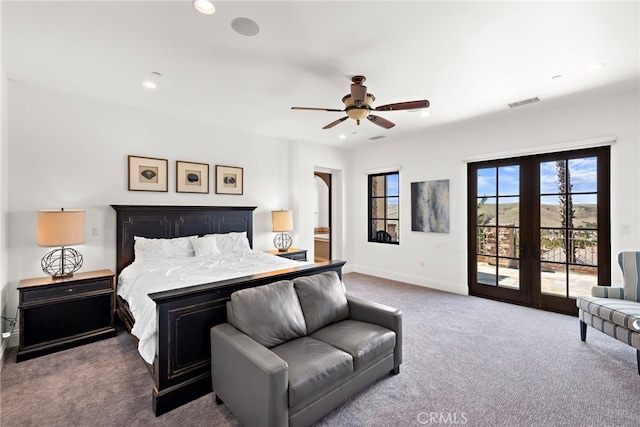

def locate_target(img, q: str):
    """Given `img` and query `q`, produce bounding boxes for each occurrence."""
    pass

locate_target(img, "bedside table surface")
[18,269,115,289]
[264,248,305,255]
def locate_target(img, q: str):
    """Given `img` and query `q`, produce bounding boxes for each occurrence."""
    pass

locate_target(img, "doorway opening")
[314,172,331,262]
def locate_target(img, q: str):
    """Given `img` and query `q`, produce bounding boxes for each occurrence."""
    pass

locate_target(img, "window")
[368,172,399,244]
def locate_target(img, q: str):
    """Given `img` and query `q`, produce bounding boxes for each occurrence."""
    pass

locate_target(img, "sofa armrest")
[591,285,624,299]
[211,323,288,427]
[347,295,403,368]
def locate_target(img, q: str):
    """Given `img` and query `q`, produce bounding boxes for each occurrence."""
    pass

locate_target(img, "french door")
[468,147,610,315]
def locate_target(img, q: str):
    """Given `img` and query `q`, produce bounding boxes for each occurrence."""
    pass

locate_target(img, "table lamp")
[37,208,86,278]
[271,210,293,252]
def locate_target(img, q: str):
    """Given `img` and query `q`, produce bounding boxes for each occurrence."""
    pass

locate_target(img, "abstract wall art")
[411,179,450,233]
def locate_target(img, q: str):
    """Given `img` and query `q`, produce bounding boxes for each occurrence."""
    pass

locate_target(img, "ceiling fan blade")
[322,116,349,129]
[367,115,395,129]
[374,100,430,111]
[350,83,367,106]
[292,107,344,112]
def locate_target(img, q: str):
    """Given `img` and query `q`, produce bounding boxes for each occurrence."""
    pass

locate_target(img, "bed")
[111,205,346,416]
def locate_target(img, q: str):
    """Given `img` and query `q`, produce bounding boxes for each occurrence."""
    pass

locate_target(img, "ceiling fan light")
[193,0,215,15]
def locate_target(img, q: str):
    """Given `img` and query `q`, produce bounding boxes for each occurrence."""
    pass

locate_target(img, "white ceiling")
[3,1,639,150]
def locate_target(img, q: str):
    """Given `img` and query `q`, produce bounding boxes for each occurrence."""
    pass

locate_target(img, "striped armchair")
[576,251,640,374]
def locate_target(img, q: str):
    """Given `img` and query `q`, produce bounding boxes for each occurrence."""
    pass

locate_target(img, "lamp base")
[41,247,83,278]
[273,233,292,252]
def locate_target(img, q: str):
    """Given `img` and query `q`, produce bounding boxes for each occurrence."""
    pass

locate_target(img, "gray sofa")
[210,271,402,427]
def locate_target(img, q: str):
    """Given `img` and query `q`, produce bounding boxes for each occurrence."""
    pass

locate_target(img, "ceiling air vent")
[508,97,540,108]
[369,135,386,141]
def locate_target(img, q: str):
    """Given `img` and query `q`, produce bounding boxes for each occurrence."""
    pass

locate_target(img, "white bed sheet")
[118,250,309,364]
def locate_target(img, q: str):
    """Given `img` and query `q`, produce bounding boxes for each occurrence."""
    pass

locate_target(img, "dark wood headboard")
[111,205,257,275]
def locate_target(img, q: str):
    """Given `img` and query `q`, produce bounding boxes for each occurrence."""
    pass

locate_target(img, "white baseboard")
[347,264,469,296]
[0,329,19,363]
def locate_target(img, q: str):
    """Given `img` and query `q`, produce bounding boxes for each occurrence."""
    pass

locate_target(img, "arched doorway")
[314,172,331,262]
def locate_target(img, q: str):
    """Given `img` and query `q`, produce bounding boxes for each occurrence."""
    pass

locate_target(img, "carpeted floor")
[1,272,639,426]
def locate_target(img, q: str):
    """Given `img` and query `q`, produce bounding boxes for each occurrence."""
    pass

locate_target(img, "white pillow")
[190,236,221,257]
[200,232,252,253]
[134,236,196,260]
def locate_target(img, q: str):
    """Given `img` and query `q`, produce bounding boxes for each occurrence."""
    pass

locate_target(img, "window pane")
[498,260,519,289]
[569,265,597,298]
[371,220,386,238]
[371,198,385,218]
[541,229,566,261]
[498,196,519,226]
[570,230,598,266]
[498,227,519,258]
[540,195,562,228]
[541,262,566,296]
[477,197,496,226]
[480,226,497,256]
[573,194,597,228]
[569,157,597,193]
[387,220,399,242]
[477,168,496,197]
[477,255,496,286]
[498,165,519,196]
[371,176,385,197]
[386,173,399,197]
[387,197,399,219]
[540,161,561,194]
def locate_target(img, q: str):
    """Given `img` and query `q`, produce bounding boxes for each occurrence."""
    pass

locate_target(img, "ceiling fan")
[291,75,429,129]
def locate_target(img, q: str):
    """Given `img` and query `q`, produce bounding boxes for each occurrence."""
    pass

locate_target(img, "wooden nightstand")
[265,248,308,261]
[16,269,116,362]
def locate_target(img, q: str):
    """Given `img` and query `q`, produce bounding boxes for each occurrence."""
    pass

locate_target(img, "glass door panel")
[469,147,610,315]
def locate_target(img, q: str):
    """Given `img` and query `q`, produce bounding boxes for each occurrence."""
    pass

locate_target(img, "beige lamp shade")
[271,210,293,232]
[37,209,86,247]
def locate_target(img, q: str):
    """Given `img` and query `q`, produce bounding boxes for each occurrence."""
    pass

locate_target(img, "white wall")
[6,82,335,342]
[350,87,640,294]
[0,1,10,359]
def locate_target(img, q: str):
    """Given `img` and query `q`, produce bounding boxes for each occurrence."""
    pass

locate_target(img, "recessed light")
[142,72,162,89]
[338,134,346,139]
[193,0,215,15]
[231,17,260,36]
[586,62,605,71]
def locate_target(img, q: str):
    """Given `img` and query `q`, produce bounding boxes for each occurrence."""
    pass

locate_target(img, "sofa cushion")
[293,271,350,334]
[227,280,307,348]
[270,337,353,408]
[311,320,396,371]
[577,296,640,331]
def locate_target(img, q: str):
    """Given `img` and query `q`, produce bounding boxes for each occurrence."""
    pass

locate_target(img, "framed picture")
[176,161,209,193]
[215,165,243,195]
[128,155,168,192]
[411,179,450,233]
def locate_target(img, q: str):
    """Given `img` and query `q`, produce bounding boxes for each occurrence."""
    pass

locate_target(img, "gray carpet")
[1,273,639,426]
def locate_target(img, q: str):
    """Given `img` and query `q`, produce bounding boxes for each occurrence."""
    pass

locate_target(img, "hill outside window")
[368,171,399,244]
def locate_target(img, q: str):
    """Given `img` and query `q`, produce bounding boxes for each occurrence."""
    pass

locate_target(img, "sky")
[477,157,597,205]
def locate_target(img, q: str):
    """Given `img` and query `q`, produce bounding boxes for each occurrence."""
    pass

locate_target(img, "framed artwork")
[215,165,243,195]
[128,155,168,192]
[176,161,209,193]
[411,179,450,233]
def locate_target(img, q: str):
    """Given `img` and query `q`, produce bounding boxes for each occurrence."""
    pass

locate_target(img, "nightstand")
[16,269,116,362]
[265,248,308,261]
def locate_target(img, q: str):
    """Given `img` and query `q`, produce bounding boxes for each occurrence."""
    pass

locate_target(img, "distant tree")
[556,160,576,263]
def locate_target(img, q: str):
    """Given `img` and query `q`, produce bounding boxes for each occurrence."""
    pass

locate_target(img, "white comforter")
[117,251,308,364]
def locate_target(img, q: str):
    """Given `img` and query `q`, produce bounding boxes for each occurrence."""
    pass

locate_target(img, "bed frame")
[111,205,346,416]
